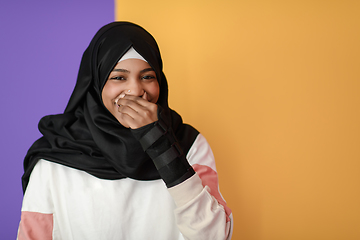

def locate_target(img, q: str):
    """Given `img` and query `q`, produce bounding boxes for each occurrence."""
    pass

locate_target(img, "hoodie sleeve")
[132,119,233,240]
[167,134,233,240]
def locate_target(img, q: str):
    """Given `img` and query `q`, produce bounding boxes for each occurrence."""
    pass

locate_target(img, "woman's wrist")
[130,106,194,187]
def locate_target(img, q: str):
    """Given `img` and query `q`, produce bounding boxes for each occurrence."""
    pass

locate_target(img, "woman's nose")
[126,80,144,97]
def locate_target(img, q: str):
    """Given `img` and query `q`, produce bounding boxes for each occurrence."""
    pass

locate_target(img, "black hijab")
[22,22,198,193]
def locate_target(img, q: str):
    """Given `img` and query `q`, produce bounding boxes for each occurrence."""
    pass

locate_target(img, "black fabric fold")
[22,22,199,193]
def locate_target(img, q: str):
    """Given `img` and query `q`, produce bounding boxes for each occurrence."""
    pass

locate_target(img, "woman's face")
[102,59,160,117]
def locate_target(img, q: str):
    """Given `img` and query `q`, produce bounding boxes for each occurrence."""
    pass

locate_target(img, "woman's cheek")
[149,82,160,103]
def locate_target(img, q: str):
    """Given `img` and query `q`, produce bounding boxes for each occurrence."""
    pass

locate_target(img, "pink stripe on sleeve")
[18,211,53,240]
[192,164,232,222]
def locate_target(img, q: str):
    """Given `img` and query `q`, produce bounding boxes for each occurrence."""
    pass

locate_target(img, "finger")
[114,92,126,105]
[117,99,140,115]
[117,103,139,119]
[116,111,135,128]
[120,101,157,121]
[120,95,153,108]
[142,91,148,101]
[117,99,158,127]
[117,106,153,129]
[117,97,151,114]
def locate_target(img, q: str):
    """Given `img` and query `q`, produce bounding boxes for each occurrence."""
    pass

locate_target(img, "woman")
[18,22,233,240]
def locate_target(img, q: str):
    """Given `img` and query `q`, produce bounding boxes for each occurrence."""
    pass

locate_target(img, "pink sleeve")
[17,211,53,240]
[193,164,232,223]
[187,134,233,223]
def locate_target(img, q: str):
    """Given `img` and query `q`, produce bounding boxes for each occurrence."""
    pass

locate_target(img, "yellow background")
[116,1,360,239]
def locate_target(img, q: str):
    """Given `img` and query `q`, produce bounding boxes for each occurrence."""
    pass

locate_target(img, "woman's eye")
[142,75,156,80]
[110,76,126,80]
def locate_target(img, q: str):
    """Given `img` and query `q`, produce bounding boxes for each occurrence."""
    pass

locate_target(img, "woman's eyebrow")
[140,68,154,74]
[111,68,154,74]
[112,69,130,73]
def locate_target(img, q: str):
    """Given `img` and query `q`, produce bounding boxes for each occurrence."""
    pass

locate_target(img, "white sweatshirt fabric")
[17,134,233,240]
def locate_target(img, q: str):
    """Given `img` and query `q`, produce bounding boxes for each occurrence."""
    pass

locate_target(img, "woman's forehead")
[112,59,152,72]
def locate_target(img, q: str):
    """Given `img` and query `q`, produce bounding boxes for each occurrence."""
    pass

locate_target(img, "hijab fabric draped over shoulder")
[22,22,198,193]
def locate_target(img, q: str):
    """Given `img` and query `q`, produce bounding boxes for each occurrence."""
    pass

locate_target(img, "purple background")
[0,1,113,238]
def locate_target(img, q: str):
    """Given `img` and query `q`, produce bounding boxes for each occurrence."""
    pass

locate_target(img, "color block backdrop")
[115,0,360,240]
[1,0,360,239]
[0,1,113,238]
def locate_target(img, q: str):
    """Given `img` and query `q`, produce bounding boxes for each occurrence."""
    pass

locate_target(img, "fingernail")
[119,93,125,98]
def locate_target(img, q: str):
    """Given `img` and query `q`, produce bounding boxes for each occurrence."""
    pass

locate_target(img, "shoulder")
[186,133,216,171]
